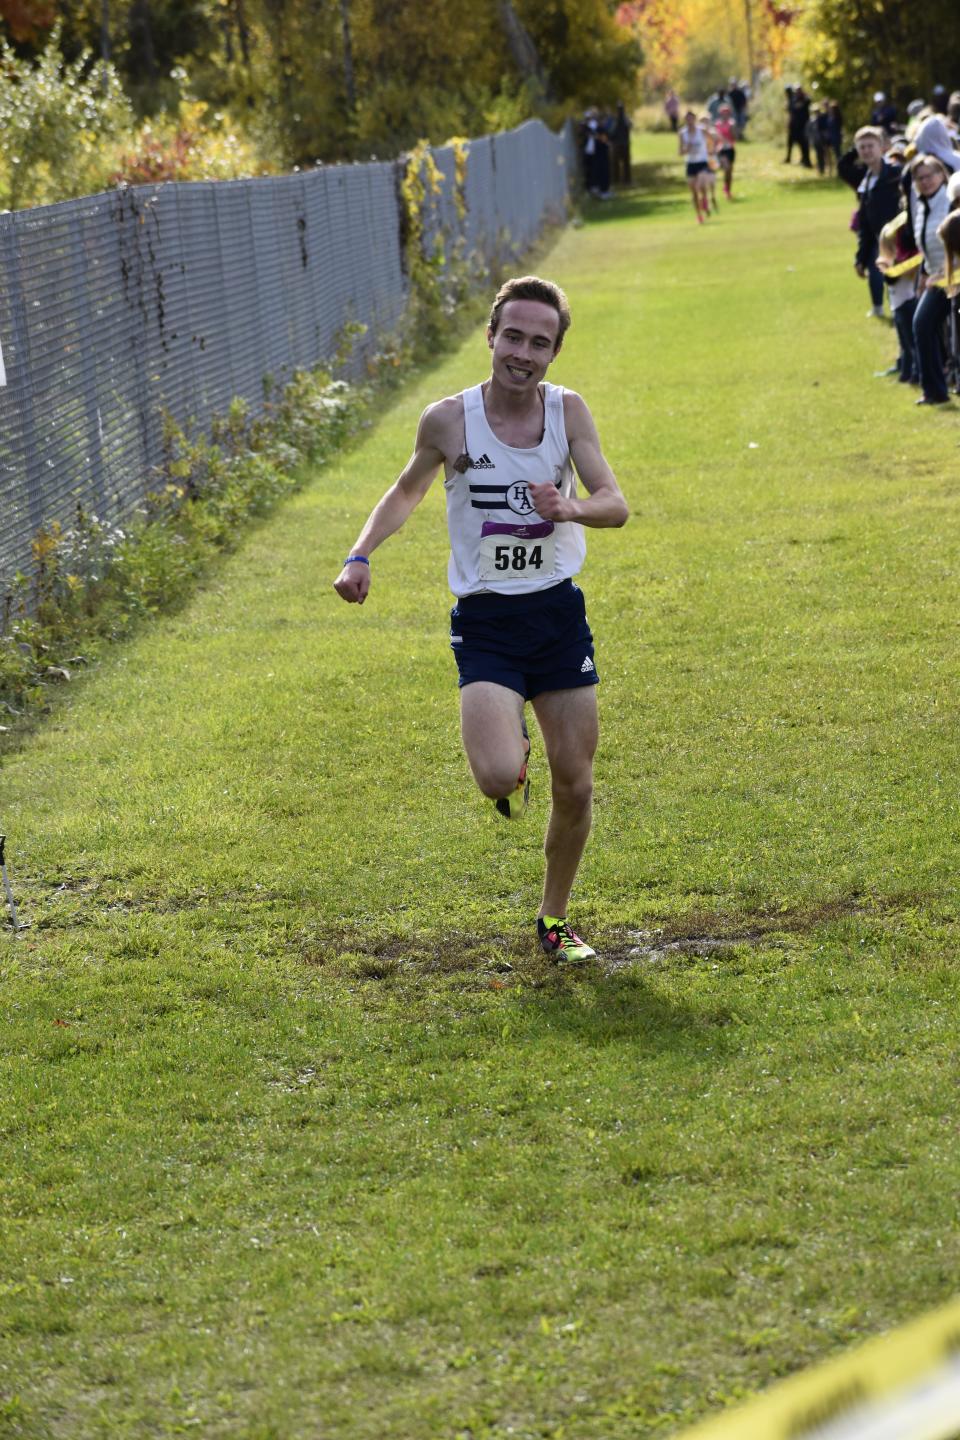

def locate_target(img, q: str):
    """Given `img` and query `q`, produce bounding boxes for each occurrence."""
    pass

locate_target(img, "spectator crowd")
[579,80,959,409]
[836,88,960,407]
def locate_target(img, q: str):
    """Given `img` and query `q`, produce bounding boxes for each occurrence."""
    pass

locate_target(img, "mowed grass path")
[3,136,960,1438]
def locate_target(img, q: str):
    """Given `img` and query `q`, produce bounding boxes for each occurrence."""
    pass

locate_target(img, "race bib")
[478,519,556,581]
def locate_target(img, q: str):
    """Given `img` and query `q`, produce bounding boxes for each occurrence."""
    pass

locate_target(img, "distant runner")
[699,112,721,214]
[714,103,738,200]
[680,109,712,223]
[333,276,629,963]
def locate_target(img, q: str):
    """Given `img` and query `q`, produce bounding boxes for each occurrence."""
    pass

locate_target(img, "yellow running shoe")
[537,916,596,964]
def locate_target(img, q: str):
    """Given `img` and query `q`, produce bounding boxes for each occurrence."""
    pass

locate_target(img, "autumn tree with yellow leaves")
[0,0,642,166]
[614,0,802,98]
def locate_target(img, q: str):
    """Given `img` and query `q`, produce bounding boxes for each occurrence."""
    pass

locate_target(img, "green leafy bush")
[0,24,133,209]
[0,372,370,726]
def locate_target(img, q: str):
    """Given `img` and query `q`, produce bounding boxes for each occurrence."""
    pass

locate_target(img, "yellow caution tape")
[883,253,923,278]
[680,1296,960,1439]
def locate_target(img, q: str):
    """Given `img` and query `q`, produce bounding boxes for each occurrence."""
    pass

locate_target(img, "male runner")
[333,276,628,962]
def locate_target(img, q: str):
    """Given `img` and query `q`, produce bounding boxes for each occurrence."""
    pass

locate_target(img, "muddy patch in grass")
[297,893,921,986]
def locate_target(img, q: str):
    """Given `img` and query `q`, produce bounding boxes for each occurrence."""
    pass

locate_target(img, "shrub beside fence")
[0,118,577,593]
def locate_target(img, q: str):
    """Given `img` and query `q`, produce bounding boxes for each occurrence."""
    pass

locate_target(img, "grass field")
[3,133,960,1438]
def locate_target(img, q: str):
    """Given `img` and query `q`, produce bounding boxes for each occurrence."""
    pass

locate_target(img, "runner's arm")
[527,392,629,529]
[333,408,447,604]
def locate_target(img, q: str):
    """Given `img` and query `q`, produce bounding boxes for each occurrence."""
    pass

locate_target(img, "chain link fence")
[0,118,577,593]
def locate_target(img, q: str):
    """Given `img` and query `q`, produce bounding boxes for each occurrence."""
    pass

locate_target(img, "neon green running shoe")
[537,916,596,964]
[494,719,531,821]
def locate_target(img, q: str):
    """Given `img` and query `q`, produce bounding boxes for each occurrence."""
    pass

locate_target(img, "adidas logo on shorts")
[581,656,594,672]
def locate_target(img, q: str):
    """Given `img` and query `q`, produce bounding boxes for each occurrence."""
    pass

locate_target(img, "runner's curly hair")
[488,276,571,352]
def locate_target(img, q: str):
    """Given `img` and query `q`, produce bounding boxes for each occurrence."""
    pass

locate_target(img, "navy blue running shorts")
[449,579,599,700]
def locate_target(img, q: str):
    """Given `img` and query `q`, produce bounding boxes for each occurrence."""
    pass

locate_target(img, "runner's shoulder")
[418,393,465,451]
[561,388,593,429]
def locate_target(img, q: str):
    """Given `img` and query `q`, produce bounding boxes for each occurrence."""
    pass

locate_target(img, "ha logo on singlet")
[505,483,536,517]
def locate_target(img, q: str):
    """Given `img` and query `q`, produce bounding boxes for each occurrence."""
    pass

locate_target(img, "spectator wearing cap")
[870,91,898,132]
[853,126,904,318]
[911,153,953,404]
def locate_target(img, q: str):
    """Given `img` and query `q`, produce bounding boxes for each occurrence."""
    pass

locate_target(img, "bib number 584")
[494,543,543,571]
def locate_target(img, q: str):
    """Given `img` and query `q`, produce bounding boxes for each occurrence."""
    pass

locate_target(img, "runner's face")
[488,300,560,390]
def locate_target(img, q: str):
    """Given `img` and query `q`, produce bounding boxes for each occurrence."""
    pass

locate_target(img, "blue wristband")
[345,554,369,566]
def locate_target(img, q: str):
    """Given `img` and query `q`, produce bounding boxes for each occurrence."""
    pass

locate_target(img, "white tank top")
[444,382,586,597]
[682,126,708,164]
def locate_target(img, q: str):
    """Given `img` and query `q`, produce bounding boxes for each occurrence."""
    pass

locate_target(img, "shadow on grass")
[514,966,738,1055]
[768,167,849,196]
[578,157,690,226]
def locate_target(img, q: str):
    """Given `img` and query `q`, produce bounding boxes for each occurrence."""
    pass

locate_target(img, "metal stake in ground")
[0,835,20,932]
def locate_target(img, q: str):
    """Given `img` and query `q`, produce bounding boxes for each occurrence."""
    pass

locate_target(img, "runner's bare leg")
[460,681,527,799]
[530,687,598,918]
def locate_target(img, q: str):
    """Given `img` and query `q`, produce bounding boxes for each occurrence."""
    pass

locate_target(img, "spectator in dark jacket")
[728,78,747,137]
[853,125,903,317]
[870,91,897,131]
[838,145,865,192]
[785,86,812,166]
[610,103,632,187]
[826,101,843,166]
[910,152,953,403]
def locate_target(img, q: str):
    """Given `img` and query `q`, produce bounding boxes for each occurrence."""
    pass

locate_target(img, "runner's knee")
[474,759,525,800]
[551,769,593,813]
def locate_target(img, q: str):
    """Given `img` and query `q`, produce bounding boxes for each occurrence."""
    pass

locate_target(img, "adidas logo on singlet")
[471,453,495,470]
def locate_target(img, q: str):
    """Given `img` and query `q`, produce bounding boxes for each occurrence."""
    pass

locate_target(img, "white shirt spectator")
[914,183,951,278]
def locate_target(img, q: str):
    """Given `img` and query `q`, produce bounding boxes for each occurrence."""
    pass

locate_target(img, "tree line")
[0,0,641,171]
